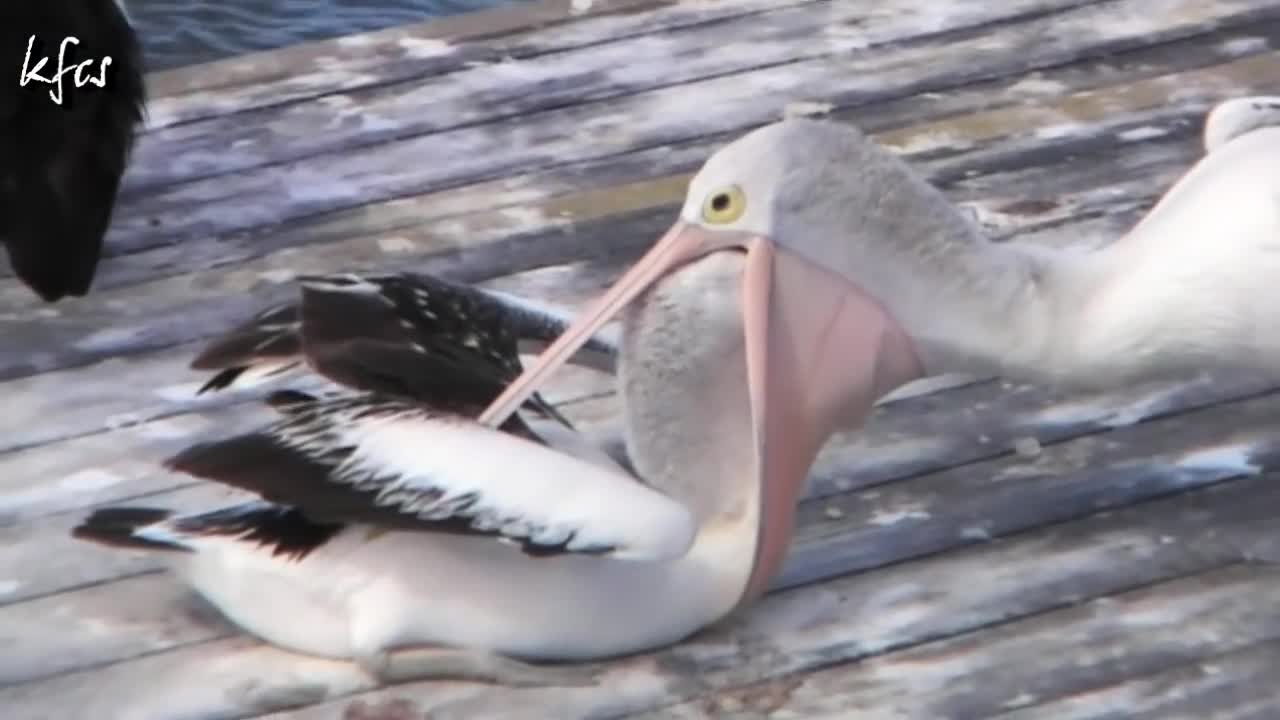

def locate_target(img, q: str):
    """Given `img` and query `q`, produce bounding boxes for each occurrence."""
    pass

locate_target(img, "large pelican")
[480,96,1280,593]
[73,266,776,687]
[1,0,145,301]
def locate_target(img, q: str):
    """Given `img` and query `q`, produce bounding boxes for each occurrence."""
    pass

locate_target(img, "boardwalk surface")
[3,0,1280,717]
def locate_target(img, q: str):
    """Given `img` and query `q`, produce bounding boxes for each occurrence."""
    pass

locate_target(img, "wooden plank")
[10,468,1271,719]
[780,383,1280,587]
[3,279,1273,599]
[57,22,1280,302]
[6,22,1275,310]
[125,0,1097,192]
[0,263,622,456]
[0,573,235,688]
[104,0,1272,258]
[1,73,1264,384]
[997,639,1280,720]
[142,0,807,128]
[5,369,1278,689]
[641,565,1280,720]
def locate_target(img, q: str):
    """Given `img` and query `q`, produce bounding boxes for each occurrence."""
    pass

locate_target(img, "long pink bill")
[737,241,923,602]
[477,221,753,428]
[480,220,923,602]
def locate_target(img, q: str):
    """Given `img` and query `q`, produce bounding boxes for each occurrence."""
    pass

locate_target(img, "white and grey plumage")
[1202,95,1280,153]
[1,0,145,301]
[482,95,1280,596]
[73,264,765,688]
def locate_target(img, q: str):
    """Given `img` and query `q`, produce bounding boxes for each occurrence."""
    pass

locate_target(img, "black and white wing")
[192,301,309,394]
[166,394,695,561]
[189,272,602,426]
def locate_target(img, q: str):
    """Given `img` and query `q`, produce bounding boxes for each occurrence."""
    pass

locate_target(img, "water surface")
[129,0,519,70]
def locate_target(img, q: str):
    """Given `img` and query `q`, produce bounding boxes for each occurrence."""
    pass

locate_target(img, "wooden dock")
[3,0,1280,717]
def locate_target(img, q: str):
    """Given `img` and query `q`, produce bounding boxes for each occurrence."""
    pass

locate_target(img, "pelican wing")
[191,301,307,393]
[189,272,591,426]
[72,501,344,561]
[166,395,695,560]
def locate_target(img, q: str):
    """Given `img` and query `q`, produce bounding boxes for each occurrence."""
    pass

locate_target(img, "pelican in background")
[73,264,786,689]
[1203,95,1280,153]
[480,96,1280,590]
[1,0,145,301]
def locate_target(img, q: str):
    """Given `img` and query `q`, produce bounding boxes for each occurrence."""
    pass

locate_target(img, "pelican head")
[481,119,931,602]
[1202,96,1280,153]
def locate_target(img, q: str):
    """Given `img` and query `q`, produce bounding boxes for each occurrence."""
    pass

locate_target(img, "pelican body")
[481,96,1280,597]
[74,268,769,684]
[1,0,145,301]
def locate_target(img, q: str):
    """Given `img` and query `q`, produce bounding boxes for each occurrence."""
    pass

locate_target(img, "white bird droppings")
[60,469,123,493]
[259,269,297,284]
[0,579,22,596]
[1013,436,1042,458]
[75,326,145,352]
[783,101,834,119]
[378,236,417,254]
[1175,445,1261,476]
[1219,36,1268,57]
[866,508,931,526]
[395,37,452,59]
[1117,125,1167,142]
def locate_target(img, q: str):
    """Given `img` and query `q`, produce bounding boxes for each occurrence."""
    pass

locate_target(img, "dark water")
[127,0,519,71]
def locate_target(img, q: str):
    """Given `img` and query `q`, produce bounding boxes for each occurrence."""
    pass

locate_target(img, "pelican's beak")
[479,221,922,602]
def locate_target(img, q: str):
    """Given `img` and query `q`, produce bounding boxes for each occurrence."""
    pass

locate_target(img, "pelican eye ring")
[701,185,746,224]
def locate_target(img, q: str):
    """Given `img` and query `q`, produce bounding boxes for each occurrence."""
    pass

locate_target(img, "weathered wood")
[10,470,1270,719]
[142,0,806,128]
[0,83,1259,383]
[641,564,1280,720]
[5,371,1279,694]
[105,0,1275,257]
[30,22,1275,304]
[125,0,1098,192]
[998,639,1280,720]
[4,269,1274,599]
[0,572,236,688]
[5,0,1280,716]
[782,383,1280,588]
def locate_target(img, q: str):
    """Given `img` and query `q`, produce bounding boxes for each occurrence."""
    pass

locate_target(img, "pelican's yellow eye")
[700,185,746,224]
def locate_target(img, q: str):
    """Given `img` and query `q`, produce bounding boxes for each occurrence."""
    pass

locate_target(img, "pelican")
[1,0,145,301]
[479,96,1280,588]
[1203,95,1280,153]
[73,265,777,687]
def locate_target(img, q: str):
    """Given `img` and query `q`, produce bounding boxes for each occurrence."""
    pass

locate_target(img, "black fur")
[1,1,146,301]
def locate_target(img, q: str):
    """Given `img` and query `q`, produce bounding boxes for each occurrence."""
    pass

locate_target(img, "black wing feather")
[166,395,612,557]
[73,502,344,561]
[297,273,572,425]
[0,1,145,301]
